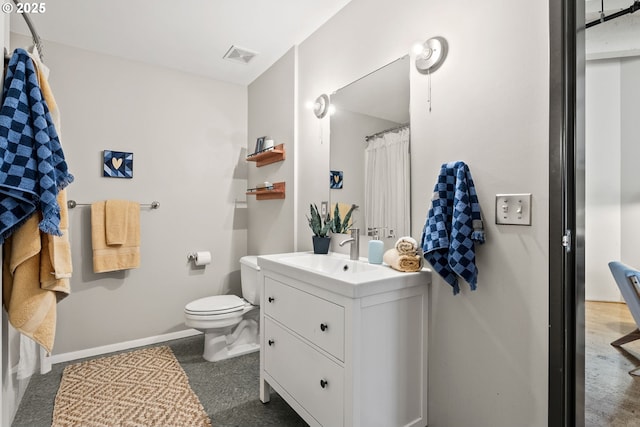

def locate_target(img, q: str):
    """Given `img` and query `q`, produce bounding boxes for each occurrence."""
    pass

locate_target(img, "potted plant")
[329,204,357,254]
[307,203,332,254]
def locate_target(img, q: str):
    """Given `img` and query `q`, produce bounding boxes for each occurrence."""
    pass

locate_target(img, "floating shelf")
[246,182,285,200]
[246,144,286,167]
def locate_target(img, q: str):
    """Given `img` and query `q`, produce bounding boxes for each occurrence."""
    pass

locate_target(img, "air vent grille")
[223,45,258,64]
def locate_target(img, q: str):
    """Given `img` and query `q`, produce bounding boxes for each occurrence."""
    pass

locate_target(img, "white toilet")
[184,255,261,362]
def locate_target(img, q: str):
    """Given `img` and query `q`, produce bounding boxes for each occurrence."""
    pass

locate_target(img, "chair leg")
[611,328,640,347]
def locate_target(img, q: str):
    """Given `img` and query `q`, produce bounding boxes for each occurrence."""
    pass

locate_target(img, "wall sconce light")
[413,36,447,74]
[313,94,330,118]
[413,36,448,112]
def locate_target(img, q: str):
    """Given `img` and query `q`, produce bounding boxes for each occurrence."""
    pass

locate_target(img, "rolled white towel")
[383,248,399,266]
[395,236,418,255]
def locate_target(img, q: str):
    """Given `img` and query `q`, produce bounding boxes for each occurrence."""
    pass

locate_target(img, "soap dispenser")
[368,228,384,264]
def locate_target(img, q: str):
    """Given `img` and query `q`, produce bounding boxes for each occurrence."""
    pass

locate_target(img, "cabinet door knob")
[320,323,328,332]
[268,297,275,303]
[320,379,328,389]
[268,339,275,346]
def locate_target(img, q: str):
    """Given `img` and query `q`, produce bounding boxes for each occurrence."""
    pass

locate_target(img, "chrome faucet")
[339,228,360,260]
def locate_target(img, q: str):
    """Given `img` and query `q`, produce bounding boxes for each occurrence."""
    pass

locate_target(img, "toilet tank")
[240,256,260,305]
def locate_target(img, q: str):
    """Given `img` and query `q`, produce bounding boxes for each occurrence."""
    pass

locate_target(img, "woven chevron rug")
[51,346,211,427]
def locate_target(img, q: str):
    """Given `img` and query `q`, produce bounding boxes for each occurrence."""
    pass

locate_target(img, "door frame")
[548,0,585,426]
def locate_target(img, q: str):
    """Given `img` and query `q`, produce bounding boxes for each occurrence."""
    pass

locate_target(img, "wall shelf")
[246,144,286,167]
[246,182,286,200]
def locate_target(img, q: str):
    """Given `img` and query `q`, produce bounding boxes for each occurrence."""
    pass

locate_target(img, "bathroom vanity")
[258,252,430,427]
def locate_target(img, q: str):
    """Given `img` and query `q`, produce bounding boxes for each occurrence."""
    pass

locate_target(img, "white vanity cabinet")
[258,253,429,427]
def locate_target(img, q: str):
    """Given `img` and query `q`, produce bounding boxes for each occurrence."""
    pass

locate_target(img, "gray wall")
[294,0,549,425]
[247,48,296,256]
[10,34,249,355]
[620,57,640,270]
[585,59,622,302]
[585,56,640,302]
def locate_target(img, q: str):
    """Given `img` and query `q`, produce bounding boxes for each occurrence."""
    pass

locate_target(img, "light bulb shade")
[415,37,447,74]
[313,94,330,118]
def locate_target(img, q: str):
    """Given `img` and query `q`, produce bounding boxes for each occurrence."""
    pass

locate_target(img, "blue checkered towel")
[0,49,73,243]
[420,161,485,295]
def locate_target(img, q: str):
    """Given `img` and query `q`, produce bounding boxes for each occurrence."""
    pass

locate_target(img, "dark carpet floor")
[12,334,308,427]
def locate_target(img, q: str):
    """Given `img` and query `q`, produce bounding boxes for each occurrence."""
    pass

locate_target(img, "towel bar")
[67,200,160,209]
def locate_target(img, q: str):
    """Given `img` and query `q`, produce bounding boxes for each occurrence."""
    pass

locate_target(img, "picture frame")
[103,150,133,178]
[330,170,343,189]
[254,136,266,154]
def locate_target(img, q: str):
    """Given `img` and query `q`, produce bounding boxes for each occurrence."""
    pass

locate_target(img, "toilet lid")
[185,295,245,315]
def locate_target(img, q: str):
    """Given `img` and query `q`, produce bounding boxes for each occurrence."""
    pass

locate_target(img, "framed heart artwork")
[103,150,133,178]
[330,170,343,189]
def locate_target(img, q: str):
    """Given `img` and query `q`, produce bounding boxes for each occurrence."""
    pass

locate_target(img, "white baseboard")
[45,329,202,367]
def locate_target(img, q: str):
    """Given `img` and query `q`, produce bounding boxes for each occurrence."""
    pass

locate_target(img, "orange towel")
[91,200,140,273]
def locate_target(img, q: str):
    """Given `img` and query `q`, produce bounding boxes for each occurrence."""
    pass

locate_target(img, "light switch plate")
[495,193,532,225]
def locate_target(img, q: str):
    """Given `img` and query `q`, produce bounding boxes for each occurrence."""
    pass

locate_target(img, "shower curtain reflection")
[364,126,410,238]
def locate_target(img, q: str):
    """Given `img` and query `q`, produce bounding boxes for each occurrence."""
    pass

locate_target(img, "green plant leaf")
[341,204,356,232]
[330,203,356,234]
[307,203,330,237]
[332,204,341,233]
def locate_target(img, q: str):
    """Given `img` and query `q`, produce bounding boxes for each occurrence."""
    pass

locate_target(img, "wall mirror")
[329,55,410,243]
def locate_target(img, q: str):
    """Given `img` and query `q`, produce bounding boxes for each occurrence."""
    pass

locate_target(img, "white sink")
[257,251,431,298]
[277,253,380,274]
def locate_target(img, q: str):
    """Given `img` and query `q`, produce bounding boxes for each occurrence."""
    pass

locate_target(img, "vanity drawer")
[264,277,345,360]
[264,318,344,427]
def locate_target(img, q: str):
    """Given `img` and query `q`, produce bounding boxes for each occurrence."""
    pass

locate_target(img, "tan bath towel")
[29,49,73,283]
[383,248,423,273]
[27,50,73,283]
[105,199,130,245]
[91,200,140,273]
[43,190,73,284]
[2,211,70,354]
[29,47,60,134]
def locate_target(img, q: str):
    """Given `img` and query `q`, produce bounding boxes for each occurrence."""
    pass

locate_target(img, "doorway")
[583,22,640,427]
[549,1,640,426]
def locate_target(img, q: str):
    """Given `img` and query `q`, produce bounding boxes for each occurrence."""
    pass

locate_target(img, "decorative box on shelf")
[246,182,286,200]
[246,144,285,167]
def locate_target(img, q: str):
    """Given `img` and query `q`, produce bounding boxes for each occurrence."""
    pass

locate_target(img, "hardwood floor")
[586,301,640,426]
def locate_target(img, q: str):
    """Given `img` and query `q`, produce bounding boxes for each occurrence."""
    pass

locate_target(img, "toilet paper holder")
[187,251,212,266]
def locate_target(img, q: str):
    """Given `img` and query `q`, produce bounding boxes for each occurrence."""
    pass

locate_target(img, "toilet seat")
[185,295,245,316]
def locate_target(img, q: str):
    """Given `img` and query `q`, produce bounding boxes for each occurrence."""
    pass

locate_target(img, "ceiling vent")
[223,45,258,64]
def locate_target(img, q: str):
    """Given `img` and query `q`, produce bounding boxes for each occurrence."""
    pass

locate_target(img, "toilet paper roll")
[194,251,212,266]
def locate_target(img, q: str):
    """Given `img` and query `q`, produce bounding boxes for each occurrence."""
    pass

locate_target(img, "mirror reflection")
[329,55,410,244]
